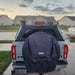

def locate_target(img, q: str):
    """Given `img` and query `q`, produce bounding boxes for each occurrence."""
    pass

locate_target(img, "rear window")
[23,29,57,39]
[16,25,64,41]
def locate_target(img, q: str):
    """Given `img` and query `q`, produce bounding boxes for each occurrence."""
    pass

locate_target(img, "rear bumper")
[12,61,68,74]
[56,61,68,70]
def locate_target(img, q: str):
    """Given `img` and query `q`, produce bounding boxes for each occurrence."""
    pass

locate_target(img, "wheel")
[39,73,43,75]
[11,70,15,75]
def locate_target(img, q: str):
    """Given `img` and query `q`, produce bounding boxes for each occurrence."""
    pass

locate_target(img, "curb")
[1,61,11,75]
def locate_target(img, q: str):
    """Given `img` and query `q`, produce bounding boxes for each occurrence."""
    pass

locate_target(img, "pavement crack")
[63,69,67,75]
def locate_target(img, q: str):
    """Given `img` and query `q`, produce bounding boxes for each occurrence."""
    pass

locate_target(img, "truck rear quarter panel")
[12,41,67,63]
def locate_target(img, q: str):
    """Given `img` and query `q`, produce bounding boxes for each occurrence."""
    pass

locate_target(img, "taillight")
[35,24,43,27]
[64,45,68,59]
[11,45,16,60]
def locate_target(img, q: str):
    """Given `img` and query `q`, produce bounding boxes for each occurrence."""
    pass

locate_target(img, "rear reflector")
[64,45,68,59]
[11,45,16,60]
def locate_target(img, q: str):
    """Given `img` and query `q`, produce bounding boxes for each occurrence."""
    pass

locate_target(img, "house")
[0,15,13,25]
[14,16,56,25]
[58,16,75,26]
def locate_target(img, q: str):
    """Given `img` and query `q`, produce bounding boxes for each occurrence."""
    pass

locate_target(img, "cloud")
[51,7,64,12]
[19,0,34,7]
[23,0,33,3]
[19,4,28,7]
[34,5,73,14]
[34,6,49,11]
[19,0,75,14]
[0,8,13,12]
[49,0,61,3]
[0,8,6,11]
[46,1,64,8]
[47,3,60,7]
[48,7,72,14]
[53,0,60,3]
[61,11,72,14]
[67,4,75,10]
[48,11,72,14]
[51,11,72,14]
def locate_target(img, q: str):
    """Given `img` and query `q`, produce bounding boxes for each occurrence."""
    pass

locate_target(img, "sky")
[0,0,75,20]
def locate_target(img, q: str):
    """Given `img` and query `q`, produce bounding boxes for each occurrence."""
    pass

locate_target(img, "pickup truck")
[11,25,68,75]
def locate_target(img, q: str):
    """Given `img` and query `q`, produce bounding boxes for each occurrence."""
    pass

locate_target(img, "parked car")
[11,25,68,75]
[68,27,75,38]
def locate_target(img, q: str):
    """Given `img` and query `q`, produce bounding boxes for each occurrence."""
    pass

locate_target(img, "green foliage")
[0,40,13,43]
[0,25,20,30]
[0,51,11,74]
[70,39,75,42]
[58,25,71,30]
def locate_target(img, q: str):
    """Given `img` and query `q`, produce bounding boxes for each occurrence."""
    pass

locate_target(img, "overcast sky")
[0,0,75,20]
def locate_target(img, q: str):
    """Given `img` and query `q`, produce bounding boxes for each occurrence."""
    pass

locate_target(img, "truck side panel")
[12,41,67,62]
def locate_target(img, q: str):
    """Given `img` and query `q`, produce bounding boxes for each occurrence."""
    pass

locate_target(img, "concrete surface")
[0,32,17,40]
[2,42,75,75]
[3,63,12,75]
[0,32,16,51]
[2,31,75,75]
[63,43,75,75]
[0,43,12,51]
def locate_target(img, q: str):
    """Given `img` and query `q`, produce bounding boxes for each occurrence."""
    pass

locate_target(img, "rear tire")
[11,71,15,75]
[39,73,43,75]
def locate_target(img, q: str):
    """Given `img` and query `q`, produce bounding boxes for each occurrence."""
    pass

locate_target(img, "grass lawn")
[0,51,11,74]
[58,25,71,30]
[70,39,75,42]
[0,25,20,30]
[0,40,13,43]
